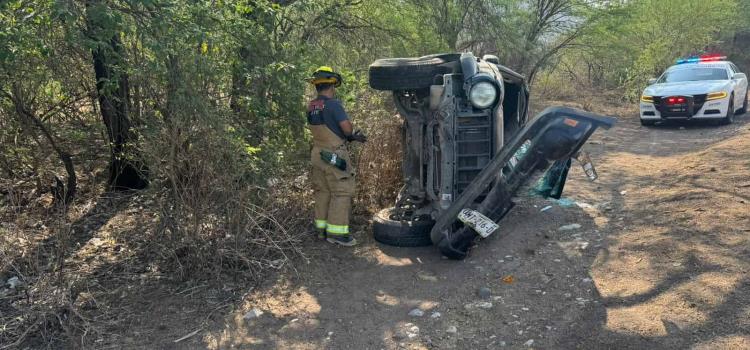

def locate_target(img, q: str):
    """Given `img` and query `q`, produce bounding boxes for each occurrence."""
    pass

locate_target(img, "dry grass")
[345,89,405,214]
[354,114,403,213]
[0,168,310,348]
[0,85,405,348]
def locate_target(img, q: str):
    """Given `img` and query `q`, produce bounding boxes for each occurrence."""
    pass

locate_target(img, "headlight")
[640,95,654,103]
[706,91,728,101]
[469,82,497,109]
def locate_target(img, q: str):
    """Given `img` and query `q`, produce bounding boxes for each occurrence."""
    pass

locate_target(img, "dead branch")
[2,86,77,205]
[0,319,41,350]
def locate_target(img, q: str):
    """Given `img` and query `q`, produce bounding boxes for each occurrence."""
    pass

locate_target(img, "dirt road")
[193,106,750,349]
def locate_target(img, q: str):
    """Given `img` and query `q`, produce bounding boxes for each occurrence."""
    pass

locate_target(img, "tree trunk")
[86,3,148,190]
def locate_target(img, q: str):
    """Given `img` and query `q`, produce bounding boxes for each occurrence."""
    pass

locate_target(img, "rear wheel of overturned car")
[368,54,458,91]
[721,95,734,125]
[372,208,435,247]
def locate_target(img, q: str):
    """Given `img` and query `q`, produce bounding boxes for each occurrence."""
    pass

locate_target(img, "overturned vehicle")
[368,53,614,259]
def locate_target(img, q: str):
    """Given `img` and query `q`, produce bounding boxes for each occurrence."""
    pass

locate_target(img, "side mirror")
[732,73,745,80]
[647,78,657,85]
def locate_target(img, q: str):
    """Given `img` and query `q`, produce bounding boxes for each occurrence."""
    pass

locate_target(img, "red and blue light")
[676,54,727,64]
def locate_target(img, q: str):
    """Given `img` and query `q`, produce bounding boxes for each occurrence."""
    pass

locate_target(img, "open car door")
[431,106,616,259]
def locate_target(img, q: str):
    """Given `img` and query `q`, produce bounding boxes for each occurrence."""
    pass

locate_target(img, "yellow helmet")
[310,66,342,87]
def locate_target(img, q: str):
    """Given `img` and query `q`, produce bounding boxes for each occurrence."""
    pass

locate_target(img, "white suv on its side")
[640,55,748,125]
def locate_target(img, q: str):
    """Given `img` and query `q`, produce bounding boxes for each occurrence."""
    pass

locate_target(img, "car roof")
[666,62,732,71]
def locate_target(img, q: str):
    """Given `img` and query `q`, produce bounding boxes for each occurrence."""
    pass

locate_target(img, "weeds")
[0,171,310,348]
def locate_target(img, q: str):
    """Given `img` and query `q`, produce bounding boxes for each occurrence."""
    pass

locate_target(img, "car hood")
[644,81,730,96]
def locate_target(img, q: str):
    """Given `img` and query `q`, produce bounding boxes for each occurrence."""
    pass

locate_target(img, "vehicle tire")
[640,119,656,126]
[721,95,734,125]
[372,208,435,247]
[738,91,748,114]
[369,54,458,91]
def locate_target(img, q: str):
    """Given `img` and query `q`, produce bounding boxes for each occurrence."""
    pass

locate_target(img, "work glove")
[347,129,368,143]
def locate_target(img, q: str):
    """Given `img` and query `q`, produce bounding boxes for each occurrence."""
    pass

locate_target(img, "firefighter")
[307,66,366,246]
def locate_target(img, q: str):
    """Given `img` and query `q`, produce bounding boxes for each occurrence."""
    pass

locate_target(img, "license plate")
[457,209,499,238]
[575,150,598,181]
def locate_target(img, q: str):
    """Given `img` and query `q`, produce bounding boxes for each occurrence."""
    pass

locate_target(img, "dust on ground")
[190,105,750,349]
[4,102,749,349]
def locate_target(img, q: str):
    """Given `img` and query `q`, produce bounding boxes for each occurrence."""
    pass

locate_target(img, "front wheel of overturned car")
[721,95,734,125]
[373,208,435,247]
[368,54,457,91]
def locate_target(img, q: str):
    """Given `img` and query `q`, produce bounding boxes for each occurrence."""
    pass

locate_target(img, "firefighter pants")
[311,146,355,236]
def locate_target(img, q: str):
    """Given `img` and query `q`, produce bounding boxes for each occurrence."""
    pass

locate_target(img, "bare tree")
[0,86,77,205]
[465,0,595,82]
[522,0,589,82]
[409,0,483,50]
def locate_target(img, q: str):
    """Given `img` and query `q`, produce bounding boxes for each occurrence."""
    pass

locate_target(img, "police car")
[640,55,748,125]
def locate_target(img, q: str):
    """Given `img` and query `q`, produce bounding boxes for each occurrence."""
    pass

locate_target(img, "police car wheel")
[721,95,734,125]
[640,119,655,126]
[372,208,435,247]
[368,54,458,91]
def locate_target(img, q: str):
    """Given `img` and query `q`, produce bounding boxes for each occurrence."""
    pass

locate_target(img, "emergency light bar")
[676,54,727,64]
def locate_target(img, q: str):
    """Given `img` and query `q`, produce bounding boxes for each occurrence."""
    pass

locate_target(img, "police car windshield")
[659,68,728,83]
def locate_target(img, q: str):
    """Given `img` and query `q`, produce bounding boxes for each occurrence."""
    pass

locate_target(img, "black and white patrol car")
[640,55,748,125]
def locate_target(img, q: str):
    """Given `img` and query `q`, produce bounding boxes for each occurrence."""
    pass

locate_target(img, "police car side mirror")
[732,73,745,80]
[647,78,657,85]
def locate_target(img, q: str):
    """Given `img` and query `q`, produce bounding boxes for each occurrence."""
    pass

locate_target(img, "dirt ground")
[180,106,749,349]
[4,103,749,350]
